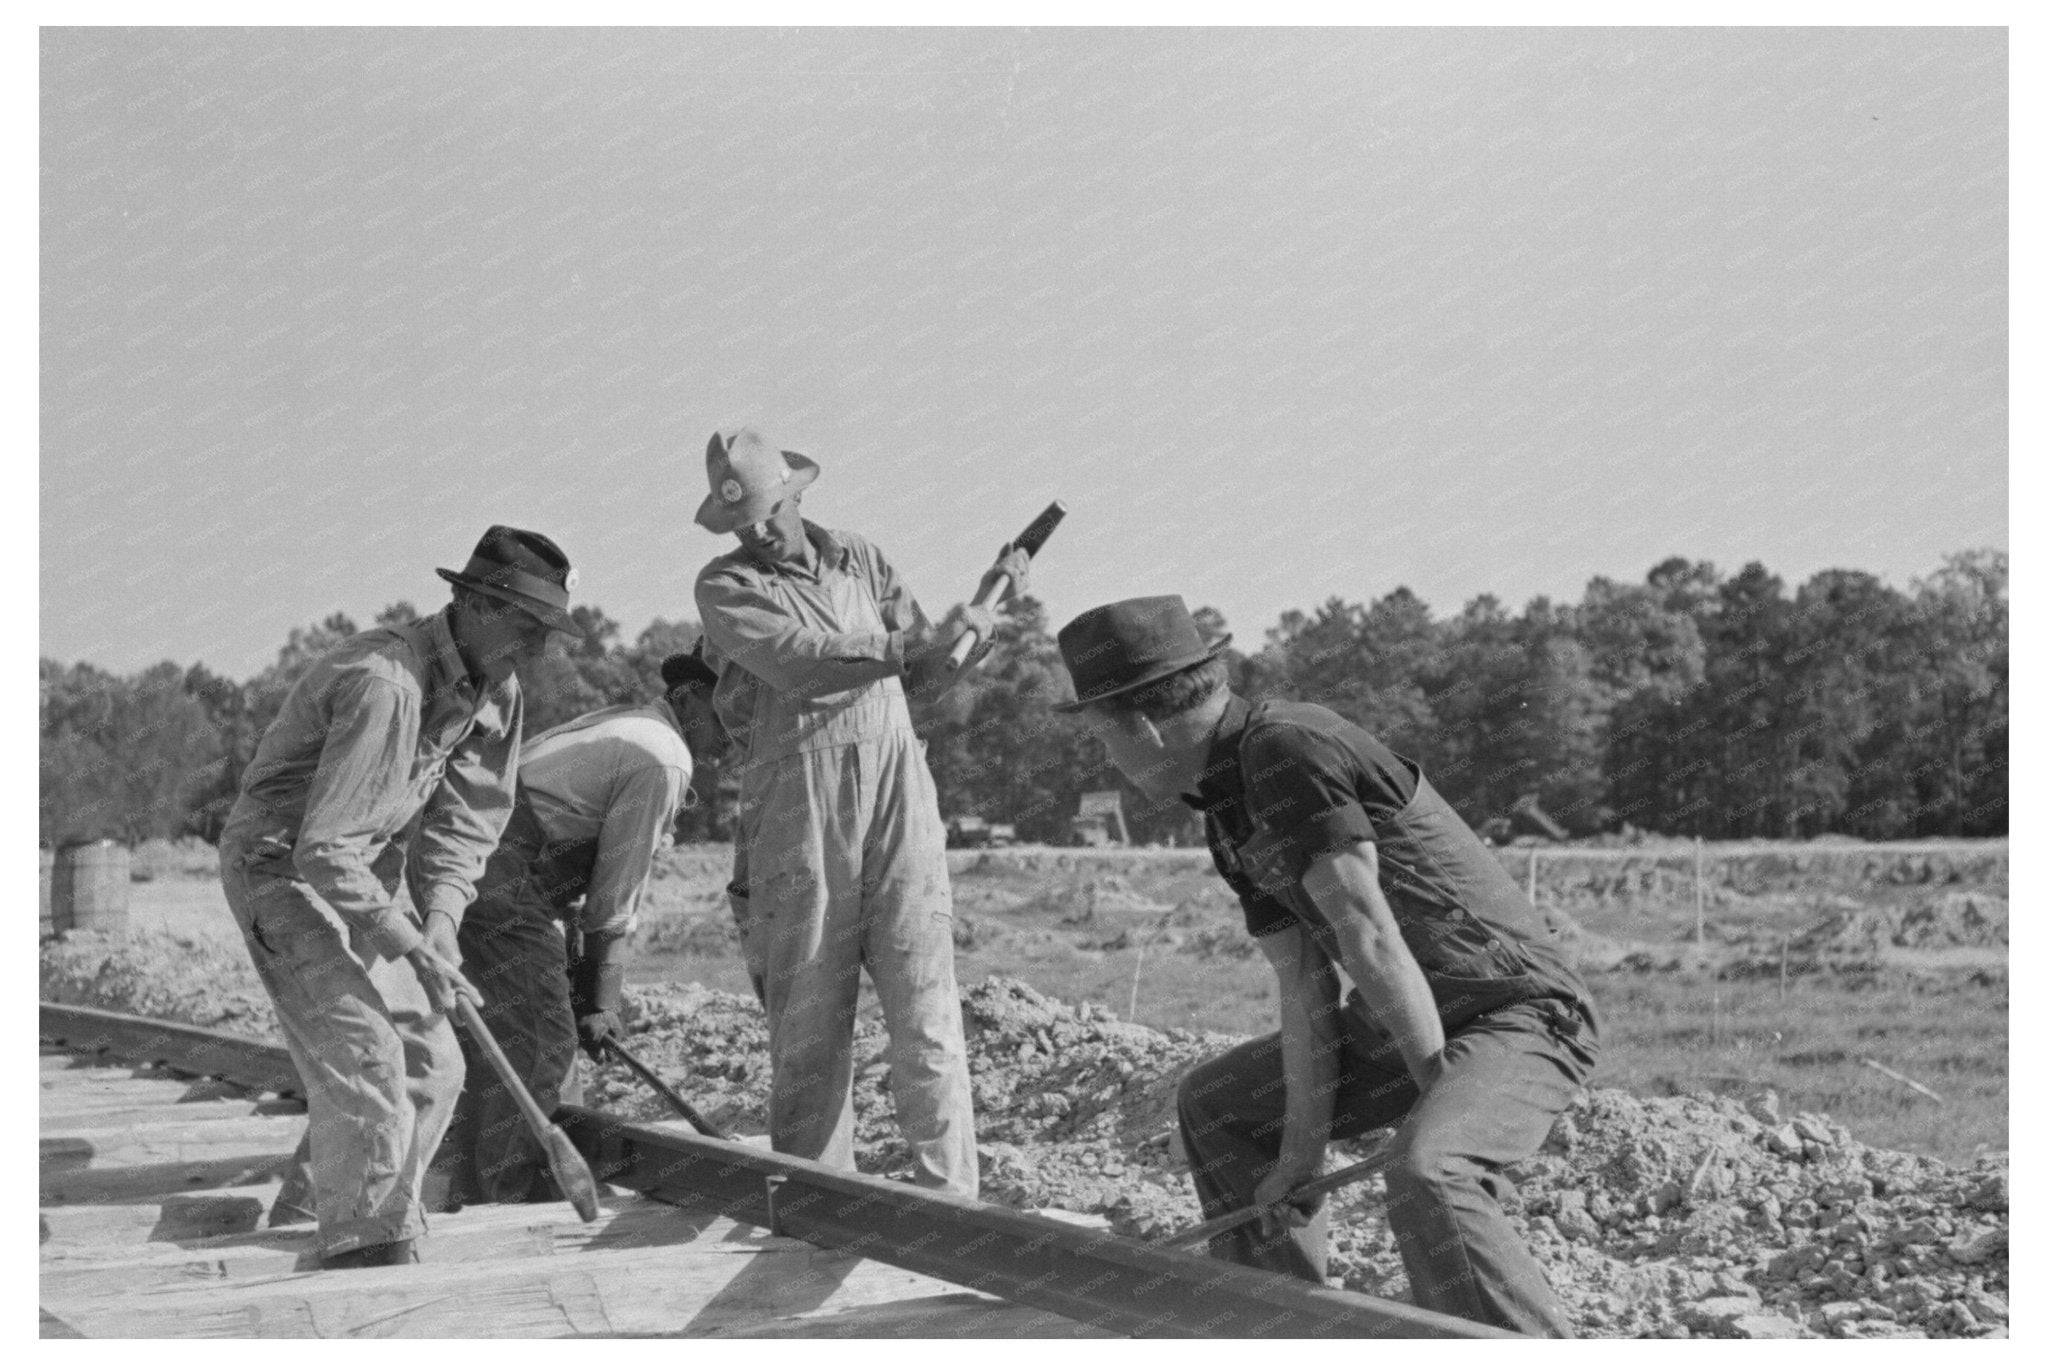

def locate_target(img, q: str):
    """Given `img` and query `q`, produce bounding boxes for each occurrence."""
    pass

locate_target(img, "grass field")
[92,836,2007,1164]
[628,841,2008,1164]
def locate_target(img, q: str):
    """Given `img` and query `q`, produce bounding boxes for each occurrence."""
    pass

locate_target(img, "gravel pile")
[42,929,278,1037]
[41,936,2006,1339]
[597,977,2008,1339]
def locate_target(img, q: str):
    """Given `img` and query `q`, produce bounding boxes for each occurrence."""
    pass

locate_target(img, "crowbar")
[1155,1136,1396,1250]
[604,1036,732,1140]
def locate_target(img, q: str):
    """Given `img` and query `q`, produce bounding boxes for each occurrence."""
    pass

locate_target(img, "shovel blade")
[542,1123,603,1223]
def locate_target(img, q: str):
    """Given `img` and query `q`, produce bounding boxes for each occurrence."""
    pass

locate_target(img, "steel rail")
[39,1002,1511,1339]
[41,1001,304,1100]
[555,1105,1505,1338]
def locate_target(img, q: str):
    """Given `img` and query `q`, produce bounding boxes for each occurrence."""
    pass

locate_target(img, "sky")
[39,26,2007,679]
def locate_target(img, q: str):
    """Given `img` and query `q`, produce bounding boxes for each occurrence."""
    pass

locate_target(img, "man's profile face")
[676,685,730,764]
[459,594,553,684]
[1082,708,1175,802]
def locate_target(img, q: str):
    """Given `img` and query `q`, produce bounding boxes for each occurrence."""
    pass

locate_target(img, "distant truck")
[946,815,1017,849]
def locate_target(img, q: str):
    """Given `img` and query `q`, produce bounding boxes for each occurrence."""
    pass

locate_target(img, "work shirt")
[1188,694,1592,1033]
[695,519,937,767]
[514,701,695,939]
[222,607,522,957]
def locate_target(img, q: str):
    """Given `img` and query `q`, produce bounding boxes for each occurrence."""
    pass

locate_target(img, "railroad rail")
[40,1000,1510,1339]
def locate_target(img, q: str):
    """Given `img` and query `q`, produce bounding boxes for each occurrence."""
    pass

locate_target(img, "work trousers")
[221,849,464,1258]
[745,733,977,1196]
[1177,998,1597,1337]
[431,890,583,1205]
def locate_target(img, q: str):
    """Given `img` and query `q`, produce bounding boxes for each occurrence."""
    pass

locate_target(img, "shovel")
[1155,1136,1395,1250]
[454,995,602,1223]
[602,1036,731,1141]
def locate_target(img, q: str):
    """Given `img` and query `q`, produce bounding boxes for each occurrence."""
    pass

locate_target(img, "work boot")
[318,1239,419,1271]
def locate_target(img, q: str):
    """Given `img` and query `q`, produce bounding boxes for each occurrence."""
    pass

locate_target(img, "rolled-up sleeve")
[579,760,690,939]
[696,567,902,698]
[410,684,523,926]
[292,673,427,956]
[1242,726,1378,884]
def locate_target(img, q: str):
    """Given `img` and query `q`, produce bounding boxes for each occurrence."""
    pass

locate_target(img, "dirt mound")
[1892,893,2007,948]
[41,929,276,1037]
[40,937,2007,1339]
[1789,893,2007,955]
[609,979,2010,1339]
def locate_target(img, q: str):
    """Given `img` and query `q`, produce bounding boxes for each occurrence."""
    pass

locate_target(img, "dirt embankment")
[44,933,2006,1339]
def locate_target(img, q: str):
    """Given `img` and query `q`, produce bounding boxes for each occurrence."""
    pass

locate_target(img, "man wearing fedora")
[1054,596,1600,1337]
[429,648,731,1206]
[693,426,1025,1197]
[220,525,578,1269]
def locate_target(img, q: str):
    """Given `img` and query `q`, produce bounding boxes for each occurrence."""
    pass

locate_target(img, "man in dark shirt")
[1055,596,1599,1337]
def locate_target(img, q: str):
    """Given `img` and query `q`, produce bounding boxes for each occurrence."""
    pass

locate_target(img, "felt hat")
[1054,595,1231,713]
[435,525,579,634]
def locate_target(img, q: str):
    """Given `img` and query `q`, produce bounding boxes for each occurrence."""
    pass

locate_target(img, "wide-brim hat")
[1053,595,1231,714]
[435,524,580,635]
[695,426,821,534]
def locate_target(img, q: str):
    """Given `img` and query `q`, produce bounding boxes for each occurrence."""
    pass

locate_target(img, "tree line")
[39,549,2006,849]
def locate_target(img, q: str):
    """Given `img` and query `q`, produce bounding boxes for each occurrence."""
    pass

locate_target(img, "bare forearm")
[1278,1005,1341,1167]
[1304,846,1446,1088]
[1260,929,1343,1173]
[1338,923,1445,1083]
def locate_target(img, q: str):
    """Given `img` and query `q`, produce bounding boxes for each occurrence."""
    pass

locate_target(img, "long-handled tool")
[946,500,1066,667]
[1154,1137,1396,1250]
[603,1036,731,1140]
[453,995,602,1223]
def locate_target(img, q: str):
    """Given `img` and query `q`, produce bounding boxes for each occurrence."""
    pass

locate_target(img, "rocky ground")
[44,931,2008,1339]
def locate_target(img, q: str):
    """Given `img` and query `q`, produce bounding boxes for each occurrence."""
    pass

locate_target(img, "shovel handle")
[454,996,552,1136]
[456,995,602,1223]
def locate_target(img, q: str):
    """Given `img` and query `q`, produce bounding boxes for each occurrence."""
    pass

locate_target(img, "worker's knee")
[1384,1139,1479,1206]
[415,1022,468,1107]
[1176,1051,1251,1133]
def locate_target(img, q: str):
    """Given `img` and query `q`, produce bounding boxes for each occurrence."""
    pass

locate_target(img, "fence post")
[1526,848,1539,907]
[1693,837,1706,942]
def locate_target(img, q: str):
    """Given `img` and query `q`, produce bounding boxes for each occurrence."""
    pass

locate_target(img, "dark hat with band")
[1053,595,1231,713]
[661,640,720,692]
[436,525,579,634]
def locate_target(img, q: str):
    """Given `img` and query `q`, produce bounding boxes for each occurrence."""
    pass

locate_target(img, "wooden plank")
[42,1116,305,1153]
[43,1218,1040,1338]
[43,1101,297,1134]
[41,1192,285,1250]
[41,1131,297,1176]
[41,1149,294,1207]
[39,1075,246,1112]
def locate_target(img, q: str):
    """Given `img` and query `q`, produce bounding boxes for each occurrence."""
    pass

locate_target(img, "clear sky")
[39,26,2007,679]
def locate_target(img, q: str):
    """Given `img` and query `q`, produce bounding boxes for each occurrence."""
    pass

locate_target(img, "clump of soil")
[41,936,2007,1339]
